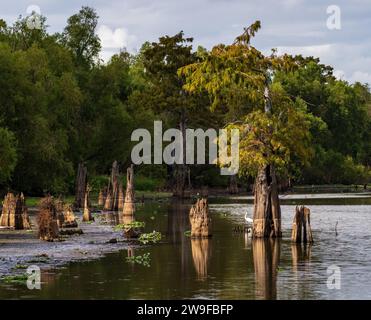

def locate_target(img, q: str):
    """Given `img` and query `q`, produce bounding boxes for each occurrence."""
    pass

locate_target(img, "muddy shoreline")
[0,209,135,278]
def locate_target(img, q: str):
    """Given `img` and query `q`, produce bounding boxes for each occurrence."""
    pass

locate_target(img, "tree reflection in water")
[191,238,211,280]
[252,238,280,299]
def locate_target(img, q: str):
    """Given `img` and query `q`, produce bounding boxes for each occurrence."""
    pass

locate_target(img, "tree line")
[0,7,370,196]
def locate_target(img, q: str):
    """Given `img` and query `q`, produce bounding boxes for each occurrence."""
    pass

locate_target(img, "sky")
[1,0,371,84]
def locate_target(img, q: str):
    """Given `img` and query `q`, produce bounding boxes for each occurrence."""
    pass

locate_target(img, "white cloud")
[276,44,333,57]
[348,71,371,85]
[97,25,137,51]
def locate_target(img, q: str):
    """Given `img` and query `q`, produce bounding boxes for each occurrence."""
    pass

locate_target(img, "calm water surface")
[1,193,371,299]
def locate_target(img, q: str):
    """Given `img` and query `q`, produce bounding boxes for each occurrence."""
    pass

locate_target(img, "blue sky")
[1,0,371,84]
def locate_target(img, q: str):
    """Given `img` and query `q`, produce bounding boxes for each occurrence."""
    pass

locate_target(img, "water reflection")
[191,238,211,280]
[291,243,312,271]
[252,238,280,300]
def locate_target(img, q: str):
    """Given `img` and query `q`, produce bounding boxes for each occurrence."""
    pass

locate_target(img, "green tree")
[180,22,318,237]
[0,127,17,184]
[60,6,101,67]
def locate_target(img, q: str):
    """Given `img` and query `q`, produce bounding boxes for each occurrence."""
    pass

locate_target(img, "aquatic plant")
[126,253,151,267]
[114,221,145,231]
[138,231,162,244]
[184,230,191,237]
[0,274,28,285]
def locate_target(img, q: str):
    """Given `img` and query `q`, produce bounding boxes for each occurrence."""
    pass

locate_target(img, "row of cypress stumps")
[188,198,313,243]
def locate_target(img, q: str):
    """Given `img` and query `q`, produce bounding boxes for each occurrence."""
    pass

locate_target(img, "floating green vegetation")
[126,253,151,267]
[0,274,28,285]
[138,231,162,244]
[184,230,191,237]
[13,264,28,270]
[114,221,145,231]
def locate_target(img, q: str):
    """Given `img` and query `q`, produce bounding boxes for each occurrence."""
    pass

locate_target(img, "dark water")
[1,193,371,299]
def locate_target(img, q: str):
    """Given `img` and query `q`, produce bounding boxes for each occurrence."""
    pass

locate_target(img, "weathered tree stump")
[74,162,87,209]
[252,164,282,238]
[56,198,78,229]
[37,196,59,241]
[119,213,140,239]
[291,206,313,243]
[83,184,94,222]
[103,161,122,211]
[0,193,31,229]
[122,165,135,216]
[189,198,211,238]
[62,204,78,228]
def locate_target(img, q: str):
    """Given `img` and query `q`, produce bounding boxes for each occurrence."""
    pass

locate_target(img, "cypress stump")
[83,184,94,222]
[104,161,122,211]
[291,206,313,243]
[189,198,211,238]
[252,164,282,238]
[122,165,135,216]
[74,162,87,209]
[37,196,59,241]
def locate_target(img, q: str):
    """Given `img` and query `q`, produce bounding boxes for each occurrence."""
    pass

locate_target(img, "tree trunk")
[228,175,239,194]
[122,165,135,216]
[173,117,187,198]
[74,162,87,209]
[252,164,282,238]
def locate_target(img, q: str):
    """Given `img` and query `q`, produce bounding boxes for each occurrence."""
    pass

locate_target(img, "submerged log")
[0,193,31,229]
[122,165,135,216]
[83,184,94,222]
[291,206,313,243]
[74,162,87,209]
[252,164,282,238]
[37,196,59,241]
[189,198,211,238]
